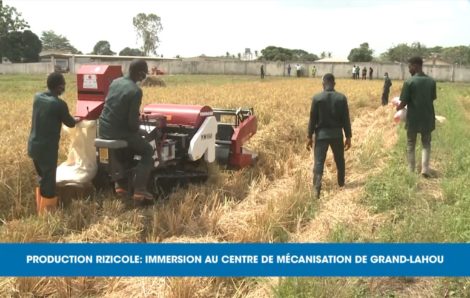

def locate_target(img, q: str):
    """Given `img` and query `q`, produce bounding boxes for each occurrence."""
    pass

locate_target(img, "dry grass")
[0,75,402,297]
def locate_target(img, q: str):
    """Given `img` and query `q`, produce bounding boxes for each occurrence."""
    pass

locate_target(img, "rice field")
[0,73,468,297]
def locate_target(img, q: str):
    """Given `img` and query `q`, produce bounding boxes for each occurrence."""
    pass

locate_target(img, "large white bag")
[56,120,97,184]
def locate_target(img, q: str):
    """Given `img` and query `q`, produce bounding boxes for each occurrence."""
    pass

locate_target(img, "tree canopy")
[119,47,144,56]
[0,3,42,62]
[41,30,81,54]
[260,46,319,61]
[379,42,470,65]
[0,2,29,36]
[0,30,41,62]
[91,40,115,55]
[133,13,163,56]
[348,42,373,62]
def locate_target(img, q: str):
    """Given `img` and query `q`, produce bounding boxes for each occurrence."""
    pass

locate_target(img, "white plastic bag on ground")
[56,120,97,184]
[435,115,446,123]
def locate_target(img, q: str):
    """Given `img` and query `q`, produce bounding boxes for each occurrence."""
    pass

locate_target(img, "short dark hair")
[47,72,65,90]
[408,56,423,66]
[129,59,148,76]
[322,73,335,84]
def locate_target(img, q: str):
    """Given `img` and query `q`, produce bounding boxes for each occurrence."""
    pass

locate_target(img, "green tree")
[381,42,430,63]
[41,30,81,54]
[133,13,163,56]
[348,42,373,62]
[0,2,31,61]
[0,30,41,62]
[118,47,144,56]
[443,46,470,65]
[260,46,318,61]
[91,40,115,55]
[0,2,29,37]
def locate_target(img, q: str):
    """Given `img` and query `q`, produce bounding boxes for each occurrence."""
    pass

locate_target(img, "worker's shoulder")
[34,91,60,103]
[313,90,346,100]
[34,91,50,100]
[406,73,436,86]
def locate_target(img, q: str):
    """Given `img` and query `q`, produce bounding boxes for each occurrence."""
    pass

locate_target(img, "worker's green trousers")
[33,154,58,198]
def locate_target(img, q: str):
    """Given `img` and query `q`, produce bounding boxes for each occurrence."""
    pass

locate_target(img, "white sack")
[56,120,97,184]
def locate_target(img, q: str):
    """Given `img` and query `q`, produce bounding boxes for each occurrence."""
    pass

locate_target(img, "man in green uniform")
[98,59,154,202]
[397,56,437,177]
[307,73,352,198]
[28,72,77,214]
[382,72,392,105]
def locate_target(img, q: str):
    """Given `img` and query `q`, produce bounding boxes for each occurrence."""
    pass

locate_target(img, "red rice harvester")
[74,65,257,195]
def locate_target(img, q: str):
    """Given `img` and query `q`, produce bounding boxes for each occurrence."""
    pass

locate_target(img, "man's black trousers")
[313,137,345,192]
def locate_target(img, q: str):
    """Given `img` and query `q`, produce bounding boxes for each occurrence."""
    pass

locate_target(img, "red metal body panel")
[76,65,122,119]
[143,104,213,128]
[229,115,257,168]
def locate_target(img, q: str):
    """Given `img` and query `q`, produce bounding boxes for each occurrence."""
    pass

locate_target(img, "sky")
[5,0,470,58]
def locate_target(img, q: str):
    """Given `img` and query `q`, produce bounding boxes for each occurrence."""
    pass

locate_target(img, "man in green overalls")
[98,59,154,203]
[28,72,77,214]
[307,73,352,198]
[397,56,437,177]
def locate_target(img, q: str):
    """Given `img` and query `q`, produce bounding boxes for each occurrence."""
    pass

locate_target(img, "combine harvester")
[56,65,257,200]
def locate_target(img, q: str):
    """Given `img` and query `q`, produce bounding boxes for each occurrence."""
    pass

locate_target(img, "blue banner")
[0,243,468,277]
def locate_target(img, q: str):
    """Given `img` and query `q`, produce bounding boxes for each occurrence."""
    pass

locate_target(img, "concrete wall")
[2,59,470,83]
[0,62,54,74]
[454,66,470,82]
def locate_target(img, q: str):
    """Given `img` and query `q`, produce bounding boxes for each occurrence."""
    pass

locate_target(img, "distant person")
[296,64,302,77]
[355,65,360,80]
[28,72,78,214]
[260,64,265,79]
[98,59,154,204]
[382,72,392,105]
[307,73,352,198]
[311,65,317,78]
[287,64,292,77]
[362,67,367,80]
[352,65,356,79]
[396,56,437,177]
[369,67,373,80]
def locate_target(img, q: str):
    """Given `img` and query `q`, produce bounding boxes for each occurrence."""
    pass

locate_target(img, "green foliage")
[118,47,144,56]
[440,46,470,65]
[362,83,470,245]
[260,46,319,61]
[91,40,115,55]
[0,29,41,62]
[380,42,424,63]
[379,42,470,65]
[328,223,361,242]
[40,30,81,54]
[0,2,29,36]
[363,145,418,214]
[348,42,374,62]
[0,2,33,61]
[132,13,163,56]
[273,278,369,298]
